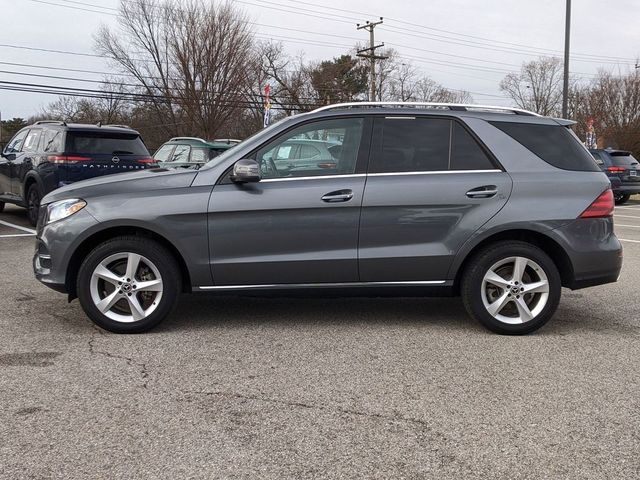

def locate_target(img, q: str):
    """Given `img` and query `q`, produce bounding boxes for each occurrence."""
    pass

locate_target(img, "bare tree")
[95,0,255,139]
[500,57,565,116]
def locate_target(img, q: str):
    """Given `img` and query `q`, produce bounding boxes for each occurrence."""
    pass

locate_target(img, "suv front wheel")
[461,241,561,335]
[26,184,41,226]
[77,236,181,333]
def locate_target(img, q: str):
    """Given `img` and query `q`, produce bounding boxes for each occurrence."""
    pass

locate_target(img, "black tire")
[461,241,561,335]
[0,201,4,213]
[26,183,41,226]
[77,236,181,333]
[614,193,630,205]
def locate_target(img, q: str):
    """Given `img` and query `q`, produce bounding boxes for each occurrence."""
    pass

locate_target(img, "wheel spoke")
[487,292,511,317]
[125,253,141,281]
[96,290,120,313]
[94,264,121,286]
[127,295,146,321]
[514,297,534,323]
[136,279,163,292]
[521,280,549,294]
[512,257,528,283]
[485,270,511,289]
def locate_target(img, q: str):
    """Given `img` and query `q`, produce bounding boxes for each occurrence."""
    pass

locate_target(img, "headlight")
[46,199,87,224]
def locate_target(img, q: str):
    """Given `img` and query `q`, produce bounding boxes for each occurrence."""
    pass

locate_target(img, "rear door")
[358,116,512,282]
[208,116,371,285]
[63,131,152,182]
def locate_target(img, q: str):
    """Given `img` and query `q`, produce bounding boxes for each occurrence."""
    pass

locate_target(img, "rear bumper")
[553,218,623,290]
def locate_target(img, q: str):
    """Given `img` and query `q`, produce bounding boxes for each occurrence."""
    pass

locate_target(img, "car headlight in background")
[46,199,87,224]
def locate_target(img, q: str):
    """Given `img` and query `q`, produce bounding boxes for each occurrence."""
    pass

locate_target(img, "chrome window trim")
[260,174,367,183]
[196,280,446,291]
[259,170,501,182]
[367,169,502,177]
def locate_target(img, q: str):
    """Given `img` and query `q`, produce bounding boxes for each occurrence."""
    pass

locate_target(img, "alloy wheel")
[89,252,164,323]
[481,256,550,324]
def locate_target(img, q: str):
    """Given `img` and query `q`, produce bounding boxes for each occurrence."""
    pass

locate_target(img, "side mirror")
[231,159,261,183]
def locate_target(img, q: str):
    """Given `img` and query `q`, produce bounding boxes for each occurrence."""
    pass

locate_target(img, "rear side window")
[451,123,495,170]
[171,145,190,162]
[609,151,639,166]
[153,144,174,161]
[370,118,450,173]
[190,147,208,163]
[42,130,64,152]
[66,132,149,155]
[490,122,600,172]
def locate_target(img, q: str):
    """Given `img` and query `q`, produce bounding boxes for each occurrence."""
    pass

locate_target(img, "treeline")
[4,0,639,157]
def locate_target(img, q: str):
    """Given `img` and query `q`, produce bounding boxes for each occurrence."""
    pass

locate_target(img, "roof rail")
[169,136,208,142]
[103,124,132,129]
[213,138,242,144]
[34,120,67,126]
[311,102,541,117]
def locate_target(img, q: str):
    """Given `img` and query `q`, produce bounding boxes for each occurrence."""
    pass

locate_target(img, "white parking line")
[0,233,35,238]
[615,214,640,219]
[616,224,640,229]
[615,205,640,210]
[0,219,36,234]
[620,238,640,244]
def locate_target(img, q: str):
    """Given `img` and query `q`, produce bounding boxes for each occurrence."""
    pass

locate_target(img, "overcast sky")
[1,0,639,119]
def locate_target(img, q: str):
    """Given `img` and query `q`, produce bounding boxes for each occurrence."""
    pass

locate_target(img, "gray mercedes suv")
[33,102,622,335]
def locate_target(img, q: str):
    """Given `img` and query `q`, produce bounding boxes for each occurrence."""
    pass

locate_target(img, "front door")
[358,116,512,282]
[208,117,371,286]
[0,129,28,198]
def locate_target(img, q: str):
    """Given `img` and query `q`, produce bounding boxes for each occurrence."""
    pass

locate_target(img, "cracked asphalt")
[1,200,639,479]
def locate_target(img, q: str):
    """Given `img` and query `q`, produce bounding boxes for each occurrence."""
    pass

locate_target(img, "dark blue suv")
[0,121,156,224]
[590,148,640,205]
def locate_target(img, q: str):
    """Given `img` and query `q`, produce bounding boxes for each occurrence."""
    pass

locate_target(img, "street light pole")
[562,0,572,119]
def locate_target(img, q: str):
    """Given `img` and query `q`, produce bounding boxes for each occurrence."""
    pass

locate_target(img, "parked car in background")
[590,148,640,205]
[264,138,341,176]
[34,102,621,336]
[0,121,156,225]
[153,137,238,169]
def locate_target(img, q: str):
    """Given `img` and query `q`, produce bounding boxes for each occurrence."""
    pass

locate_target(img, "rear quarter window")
[490,121,600,172]
[66,132,149,155]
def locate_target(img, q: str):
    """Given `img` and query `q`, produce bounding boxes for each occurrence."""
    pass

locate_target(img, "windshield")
[199,116,298,170]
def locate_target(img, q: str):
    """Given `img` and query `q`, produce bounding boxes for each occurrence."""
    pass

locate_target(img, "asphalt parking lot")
[1,200,639,479]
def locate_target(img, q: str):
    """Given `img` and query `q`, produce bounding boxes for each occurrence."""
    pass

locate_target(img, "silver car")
[34,102,622,335]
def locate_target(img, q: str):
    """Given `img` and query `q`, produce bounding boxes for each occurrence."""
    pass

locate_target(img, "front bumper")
[33,207,99,294]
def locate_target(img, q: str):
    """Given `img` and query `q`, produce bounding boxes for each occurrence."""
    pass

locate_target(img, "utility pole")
[562,0,571,119]
[357,17,387,101]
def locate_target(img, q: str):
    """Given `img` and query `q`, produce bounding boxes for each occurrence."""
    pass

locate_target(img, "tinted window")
[591,151,605,165]
[370,118,450,173]
[256,118,364,179]
[171,145,190,162]
[490,122,600,172]
[299,144,321,158]
[609,152,639,166]
[5,130,28,153]
[451,123,495,170]
[153,144,174,161]
[42,130,64,152]
[66,132,148,155]
[22,129,42,153]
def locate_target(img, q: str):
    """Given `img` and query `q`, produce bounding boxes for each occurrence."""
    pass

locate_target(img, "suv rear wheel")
[461,241,561,335]
[77,236,180,333]
[614,193,630,205]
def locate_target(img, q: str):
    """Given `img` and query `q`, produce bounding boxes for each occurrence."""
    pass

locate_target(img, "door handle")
[321,189,353,202]
[466,185,498,198]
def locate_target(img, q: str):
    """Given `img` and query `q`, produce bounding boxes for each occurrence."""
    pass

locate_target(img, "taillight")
[136,157,158,165]
[579,189,614,218]
[607,166,626,173]
[47,155,91,164]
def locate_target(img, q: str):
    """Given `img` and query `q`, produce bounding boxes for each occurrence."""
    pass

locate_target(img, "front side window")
[5,130,28,154]
[23,129,42,153]
[171,145,190,162]
[255,118,364,179]
[370,118,451,173]
[153,144,174,162]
